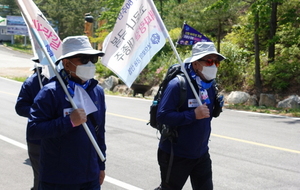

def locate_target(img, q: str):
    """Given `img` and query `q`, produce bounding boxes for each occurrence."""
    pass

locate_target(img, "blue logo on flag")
[151,33,160,44]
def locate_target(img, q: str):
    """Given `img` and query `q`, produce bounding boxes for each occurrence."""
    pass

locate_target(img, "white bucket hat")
[29,64,43,71]
[29,57,42,71]
[55,36,104,65]
[31,56,40,63]
[183,42,226,63]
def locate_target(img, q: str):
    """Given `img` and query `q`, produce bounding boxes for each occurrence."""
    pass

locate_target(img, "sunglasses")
[71,55,99,64]
[198,59,220,67]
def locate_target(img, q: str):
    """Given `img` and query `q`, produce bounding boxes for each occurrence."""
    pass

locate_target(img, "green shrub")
[261,44,300,93]
[95,62,115,79]
[218,42,253,92]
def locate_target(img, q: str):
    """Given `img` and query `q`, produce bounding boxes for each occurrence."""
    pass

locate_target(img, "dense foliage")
[1,0,299,96]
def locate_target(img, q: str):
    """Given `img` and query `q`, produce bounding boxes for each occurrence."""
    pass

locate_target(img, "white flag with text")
[16,0,62,66]
[102,0,169,87]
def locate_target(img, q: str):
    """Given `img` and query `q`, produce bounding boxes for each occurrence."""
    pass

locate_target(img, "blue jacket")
[27,75,106,184]
[15,71,49,144]
[157,76,216,159]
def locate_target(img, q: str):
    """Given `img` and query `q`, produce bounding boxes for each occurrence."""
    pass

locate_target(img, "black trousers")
[158,149,213,190]
[40,179,100,190]
[27,142,41,190]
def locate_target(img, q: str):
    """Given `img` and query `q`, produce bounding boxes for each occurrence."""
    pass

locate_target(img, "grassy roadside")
[225,104,300,118]
[3,42,33,54]
[4,43,300,118]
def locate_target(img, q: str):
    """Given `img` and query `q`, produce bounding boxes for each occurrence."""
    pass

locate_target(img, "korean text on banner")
[102,0,169,87]
[16,0,62,65]
[177,23,212,45]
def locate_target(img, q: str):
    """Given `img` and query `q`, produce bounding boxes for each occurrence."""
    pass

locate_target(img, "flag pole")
[16,0,106,162]
[166,21,185,66]
[35,63,43,89]
[148,0,202,105]
[176,21,186,46]
[25,12,43,89]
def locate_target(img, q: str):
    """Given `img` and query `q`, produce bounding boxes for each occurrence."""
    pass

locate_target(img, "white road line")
[0,134,144,190]
[105,176,144,190]
[0,134,27,150]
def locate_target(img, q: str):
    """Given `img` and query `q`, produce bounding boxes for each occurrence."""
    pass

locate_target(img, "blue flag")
[177,23,211,45]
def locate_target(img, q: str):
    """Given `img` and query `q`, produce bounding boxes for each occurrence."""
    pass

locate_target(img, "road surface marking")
[0,134,144,190]
[107,112,300,154]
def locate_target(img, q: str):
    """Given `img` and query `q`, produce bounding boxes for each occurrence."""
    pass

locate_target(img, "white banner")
[102,0,169,87]
[16,0,62,66]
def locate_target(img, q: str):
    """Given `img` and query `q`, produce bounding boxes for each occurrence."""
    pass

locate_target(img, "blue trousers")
[39,179,100,190]
[158,149,213,190]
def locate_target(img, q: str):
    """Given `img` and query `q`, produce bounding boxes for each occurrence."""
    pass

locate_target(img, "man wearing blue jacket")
[27,36,106,190]
[15,58,49,190]
[156,41,226,190]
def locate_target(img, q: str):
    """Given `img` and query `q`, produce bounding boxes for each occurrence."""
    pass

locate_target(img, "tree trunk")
[268,1,278,63]
[254,12,262,95]
[217,19,221,52]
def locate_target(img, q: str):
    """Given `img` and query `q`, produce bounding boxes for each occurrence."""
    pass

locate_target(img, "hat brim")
[31,57,40,63]
[183,52,226,63]
[29,63,43,71]
[55,49,105,65]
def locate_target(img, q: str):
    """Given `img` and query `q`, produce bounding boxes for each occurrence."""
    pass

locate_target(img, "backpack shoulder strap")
[213,80,218,95]
[176,74,187,111]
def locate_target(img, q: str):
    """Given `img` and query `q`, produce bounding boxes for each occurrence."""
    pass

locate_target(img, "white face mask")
[41,65,55,79]
[70,61,96,81]
[201,65,218,81]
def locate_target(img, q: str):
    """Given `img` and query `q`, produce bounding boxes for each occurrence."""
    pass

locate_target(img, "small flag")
[177,23,211,45]
[102,0,169,87]
[16,0,62,66]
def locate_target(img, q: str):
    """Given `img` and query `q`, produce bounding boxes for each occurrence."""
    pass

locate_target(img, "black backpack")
[148,64,187,139]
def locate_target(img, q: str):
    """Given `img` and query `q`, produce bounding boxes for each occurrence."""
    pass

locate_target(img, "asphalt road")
[0,44,33,78]
[0,44,32,67]
[0,46,300,190]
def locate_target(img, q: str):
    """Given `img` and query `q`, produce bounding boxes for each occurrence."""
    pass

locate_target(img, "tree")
[0,0,19,16]
[267,0,279,63]
[95,0,123,47]
[97,0,123,31]
[35,0,105,39]
[2,0,299,93]
[254,10,262,95]
[204,0,242,52]
[162,0,242,52]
